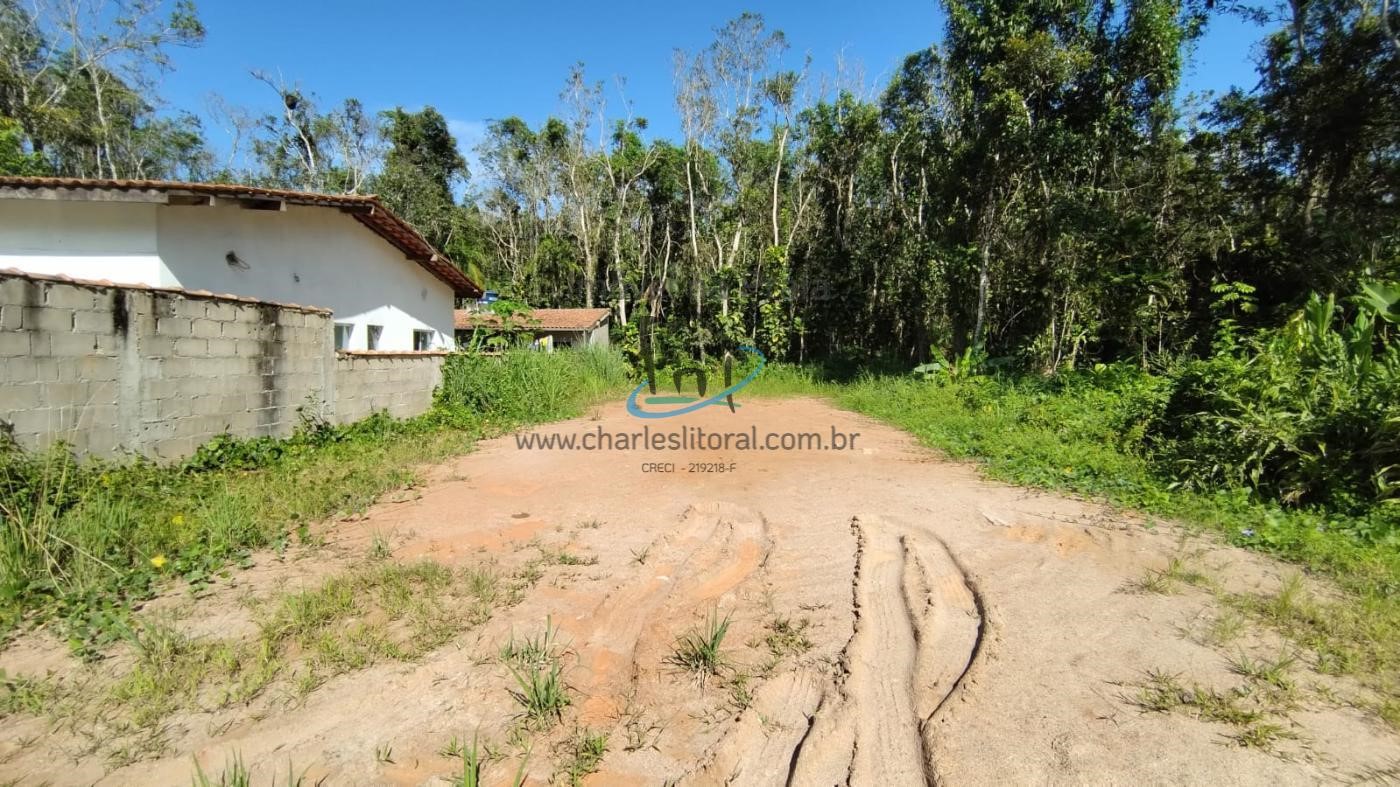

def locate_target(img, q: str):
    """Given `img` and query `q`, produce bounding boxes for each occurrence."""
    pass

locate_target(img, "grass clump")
[189,754,314,786]
[1126,557,1211,595]
[508,660,570,729]
[1132,652,1310,753]
[763,615,813,658]
[671,608,732,681]
[503,617,572,729]
[499,616,563,670]
[558,729,607,786]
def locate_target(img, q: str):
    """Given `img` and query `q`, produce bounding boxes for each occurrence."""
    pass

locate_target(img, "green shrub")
[1151,291,1400,517]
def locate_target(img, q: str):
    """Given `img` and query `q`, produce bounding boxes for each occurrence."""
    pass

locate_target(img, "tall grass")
[0,348,630,651]
[834,370,1400,596]
[436,347,629,424]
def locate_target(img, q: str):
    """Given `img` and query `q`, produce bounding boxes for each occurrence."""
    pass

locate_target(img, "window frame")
[412,329,433,351]
[334,323,353,350]
[366,324,384,350]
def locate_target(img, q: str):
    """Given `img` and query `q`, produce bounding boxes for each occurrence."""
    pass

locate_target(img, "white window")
[334,323,353,350]
[367,324,383,350]
[413,330,433,351]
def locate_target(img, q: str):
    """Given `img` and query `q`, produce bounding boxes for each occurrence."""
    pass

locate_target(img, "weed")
[1227,650,1298,692]
[191,753,249,787]
[1126,557,1209,595]
[540,545,598,567]
[440,735,466,759]
[630,546,651,565]
[671,608,732,681]
[500,617,563,670]
[1132,670,1262,726]
[189,754,319,787]
[0,670,58,717]
[508,660,570,729]
[463,566,500,604]
[454,734,483,787]
[763,616,813,657]
[1203,611,1246,646]
[1232,721,1297,750]
[375,743,394,764]
[559,729,607,786]
[367,532,392,561]
[728,672,754,711]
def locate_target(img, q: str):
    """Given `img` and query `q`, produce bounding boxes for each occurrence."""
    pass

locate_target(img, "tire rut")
[682,515,985,786]
[568,501,771,724]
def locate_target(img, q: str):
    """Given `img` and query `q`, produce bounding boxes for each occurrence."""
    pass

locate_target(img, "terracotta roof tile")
[454,308,611,332]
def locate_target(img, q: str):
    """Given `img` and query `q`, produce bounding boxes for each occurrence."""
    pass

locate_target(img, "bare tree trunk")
[973,240,992,352]
[770,126,787,247]
[685,153,703,321]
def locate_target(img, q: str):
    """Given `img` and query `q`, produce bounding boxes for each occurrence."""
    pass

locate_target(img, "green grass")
[670,608,731,681]
[499,616,564,670]
[762,615,813,658]
[825,371,1400,596]
[558,729,607,786]
[1132,667,1301,751]
[0,556,521,765]
[507,659,571,729]
[0,348,630,655]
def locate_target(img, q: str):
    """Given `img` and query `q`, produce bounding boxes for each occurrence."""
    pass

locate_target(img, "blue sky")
[158,0,1268,176]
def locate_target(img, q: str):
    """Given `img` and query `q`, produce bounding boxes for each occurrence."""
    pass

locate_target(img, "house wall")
[0,200,169,283]
[0,199,455,351]
[542,321,609,350]
[588,321,610,348]
[155,204,455,351]
[0,272,445,460]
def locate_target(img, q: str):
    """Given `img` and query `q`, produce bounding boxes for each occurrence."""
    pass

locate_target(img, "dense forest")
[3,0,1395,370]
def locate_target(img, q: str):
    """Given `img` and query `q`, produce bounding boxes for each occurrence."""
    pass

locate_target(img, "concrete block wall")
[332,352,447,425]
[1,271,447,460]
[2,272,345,460]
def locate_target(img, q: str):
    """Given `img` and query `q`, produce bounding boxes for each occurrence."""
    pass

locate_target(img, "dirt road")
[3,398,1398,785]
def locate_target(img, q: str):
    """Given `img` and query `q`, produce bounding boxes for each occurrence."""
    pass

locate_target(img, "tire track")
[568,502,771,725]
[681,515,986,786]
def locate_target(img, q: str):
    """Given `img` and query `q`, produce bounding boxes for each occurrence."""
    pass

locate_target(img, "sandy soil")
[3,397,1399,785]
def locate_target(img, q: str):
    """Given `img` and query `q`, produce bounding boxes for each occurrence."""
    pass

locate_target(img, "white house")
[0,177,481,351]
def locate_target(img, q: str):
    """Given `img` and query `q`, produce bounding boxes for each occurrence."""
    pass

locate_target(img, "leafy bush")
[1152,291,1400,516]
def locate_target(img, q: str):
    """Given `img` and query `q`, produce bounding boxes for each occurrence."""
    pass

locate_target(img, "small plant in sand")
[1227,650,1298,693]
[1130,668,1300,751]
[508,660,570,728]
[671,608,732,681]
[763,615,813,657]
[453,734,483,787]
[505,625,571,729]
[559,729,608,786]
[500,617,563,669]
[190,754,313,786]
[367,532,392,561]
[1125,557,1210,595]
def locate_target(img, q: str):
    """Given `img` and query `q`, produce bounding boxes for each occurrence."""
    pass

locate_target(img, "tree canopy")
[1,0,1395,372]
